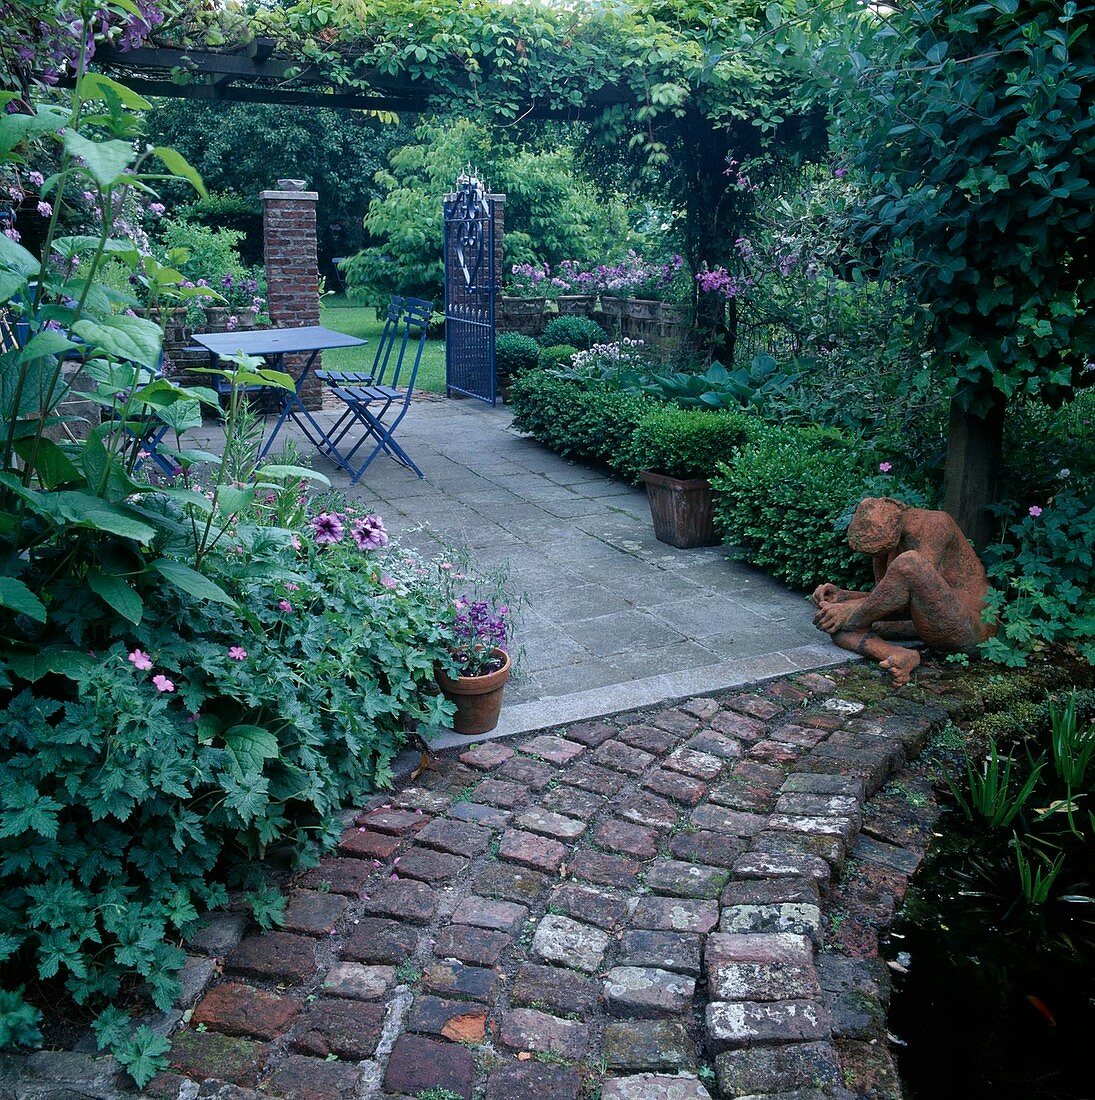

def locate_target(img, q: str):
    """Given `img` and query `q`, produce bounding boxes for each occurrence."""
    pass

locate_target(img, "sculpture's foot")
[880,647,921,687]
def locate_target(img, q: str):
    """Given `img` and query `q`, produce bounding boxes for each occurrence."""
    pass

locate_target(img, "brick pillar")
[262,187,321,409]
[489,193,505,320]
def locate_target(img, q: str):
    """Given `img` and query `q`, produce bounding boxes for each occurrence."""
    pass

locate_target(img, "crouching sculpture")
[811,497,993,686]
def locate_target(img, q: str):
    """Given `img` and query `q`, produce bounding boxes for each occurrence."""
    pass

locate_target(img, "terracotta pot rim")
[436,647,511,696]
[640,469,712,491]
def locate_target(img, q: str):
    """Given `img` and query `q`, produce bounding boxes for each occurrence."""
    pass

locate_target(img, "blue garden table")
[191,325,367,469]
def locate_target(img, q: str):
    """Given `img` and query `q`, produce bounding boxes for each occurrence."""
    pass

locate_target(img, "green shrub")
[711,424,877,590]
[981,487,1095,667]
[495,333,541,383]
[538,344,581,372]
[541,315,608,350]
[614,406,760,484]
[510,372,656,467]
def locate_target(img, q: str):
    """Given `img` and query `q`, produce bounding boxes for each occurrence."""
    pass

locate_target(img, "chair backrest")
[369,295,405,384]
[388,297,433,398]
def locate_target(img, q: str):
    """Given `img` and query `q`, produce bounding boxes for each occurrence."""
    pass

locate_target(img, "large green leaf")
[150,147,206,198]
[80,432,142,503]
[259,465,331,486]
[0,233,41,277]
[12,438,80,490]
[87,568,143,625]
[45,491,158,542]
[72,315,162,370]
[62,131,136,190]
[153,399,202,433]
[51,235,139,263]
[216,486,255,515]
[151,558,236,606]
[76,73,152,111]
[5,647,96,682]
[0,105,67,159]
[222,725,280,777]
[0,577,46,622]
[19,330,78,363]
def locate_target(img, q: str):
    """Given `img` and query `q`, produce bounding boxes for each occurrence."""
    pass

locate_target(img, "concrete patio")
[209,395,848,742]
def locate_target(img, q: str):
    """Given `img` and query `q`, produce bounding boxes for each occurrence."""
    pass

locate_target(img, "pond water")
[886,823,1095,1099]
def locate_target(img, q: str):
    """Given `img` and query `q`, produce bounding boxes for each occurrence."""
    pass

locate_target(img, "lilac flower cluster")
[309,510,389,552]
[695,266,755,300]
[508,253,685,298]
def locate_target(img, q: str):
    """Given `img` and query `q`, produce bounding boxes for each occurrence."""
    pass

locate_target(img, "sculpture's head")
[848,497,907,554]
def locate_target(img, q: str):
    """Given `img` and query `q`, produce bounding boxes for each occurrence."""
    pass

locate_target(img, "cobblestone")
[291,997,385,1060]
[643,768,708,805]
[521,733,587,764]
[499,827,568,872]
[604,966,696,1018]
[383,1034,475,1099]
[531,913,611,972]
[322,961,395,1000]
[191,982,299,1040]
[451,894,529,933]
[516,806,588,840]
[643,859,728,899]
[458,741,515,769]
[422,959,498,1001]
[594,817,659,860]
[499,1006,591,1058]
[415,815,492,856]
[498,754,558,789]
[604,1019,697,1072]
[406,995,489,1042]
[569,849,642,888]
[631,897,718,933]
[512,962,601,1016]
[484,1061,581,1100]
[360,878,438,923]
[617,930,703,976]
[226,932,317,984]
[264,1054,362,1100]
[591,739,657,774]
[341,917,419,964]
[549,882,632,929]
[617,722,679,755]
[281,890,347,936]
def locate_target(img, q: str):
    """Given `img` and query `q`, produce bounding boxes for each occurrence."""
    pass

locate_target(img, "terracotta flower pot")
[436,648,511,735]
[640,470,720,548]
[556,294,596,316]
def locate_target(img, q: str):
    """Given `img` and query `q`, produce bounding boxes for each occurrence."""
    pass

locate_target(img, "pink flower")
[36,201,52,218]
[290,535,302,551]
[27,171,44,187]
[1029,505,1043,517]
[285,583,299,591]
[152,674,175,693]
[228,646,247,660]
[128,648,152,670]
[879,462,892,473]
[278,599,293,612]
[380,575,398,590]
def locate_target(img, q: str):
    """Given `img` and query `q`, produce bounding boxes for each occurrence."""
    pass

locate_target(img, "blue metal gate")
[444,173,496,404]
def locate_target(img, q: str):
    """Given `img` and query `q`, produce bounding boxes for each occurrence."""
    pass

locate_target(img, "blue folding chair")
[323,296,432,481]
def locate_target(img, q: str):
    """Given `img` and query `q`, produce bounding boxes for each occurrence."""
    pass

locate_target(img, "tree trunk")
[943,391,1006,549]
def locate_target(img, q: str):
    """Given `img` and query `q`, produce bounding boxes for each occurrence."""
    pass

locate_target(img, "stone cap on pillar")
[260,190,319,202]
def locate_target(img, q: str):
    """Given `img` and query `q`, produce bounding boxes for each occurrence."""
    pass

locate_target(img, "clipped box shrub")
[541,315,608,350]
[495,332,541,383]
[711,424,877,590]
[510,371,657,467]
[538,343,581,371]
[614,406,761,485]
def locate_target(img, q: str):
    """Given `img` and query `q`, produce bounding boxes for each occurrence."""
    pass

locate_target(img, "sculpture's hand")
[813,599,858,635]
[811,583,841,608]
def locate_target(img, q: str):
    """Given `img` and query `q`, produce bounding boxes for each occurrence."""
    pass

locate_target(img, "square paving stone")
[498,755,559,790]
[423,960,498,1002]
[396,846,469,884]
[569,850,642,889]
[322,962,395,1001]
[604,1019,697,1072]
[564,763,628,796]
[282,890,347,937]
[668,830,746,869]
[448,801,513,829]
[564,720,618,747]
[226,932,317,985]
[715,1041,842,1097]
[433,924,511,967]
[689,805,768,836]
[618,792,681,831]
[618,930,702,977]
[602,1074,712,1100]
[549,882,632,930]
[167,1030,268,1087]
[617,723,679,756]
[485,1061,581,1100]
[720,877,821,908]
[719,903,823,943]
[512,963,601,1016]
[383,1034,475,1099]
[644,860,728,899]
[499,1007,591,1058]
[472,777,530,808]
[541,784,606,819]
[361,878,438,923]
[499,828,568,873]
[264,1054,362,1100]
[459,742,516,770]
[631,897,719,934]
[705,933,820,1003]
[406,995,488,1043]
[291,998,385,1060]
[595,818,660,861]
[531,914,611,973]
[415,816,492,856]
[191,982,299,1040]
[604,966,696,1018]
[521,734,587,764]
[338,828,400,860]
[341,918,419,965]
[474,862,549,905]
[591,739,657,775]
[706,999,829,1051]
[451,895,529,934]
[725,695,783,722]
[643,769,708,806]
[516,807,588,840]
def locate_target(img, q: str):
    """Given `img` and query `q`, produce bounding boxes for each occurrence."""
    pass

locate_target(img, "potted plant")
[554,261,598,315]
[619,406,755,548]
[435,560,520,735]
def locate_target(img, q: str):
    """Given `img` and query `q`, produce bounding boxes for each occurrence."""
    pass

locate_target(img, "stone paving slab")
[11,662,955,1100]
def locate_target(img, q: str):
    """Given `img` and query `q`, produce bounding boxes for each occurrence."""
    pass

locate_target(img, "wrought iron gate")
[444,172,496,404]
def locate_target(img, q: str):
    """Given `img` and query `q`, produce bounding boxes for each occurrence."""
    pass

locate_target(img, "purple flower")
[27,171,44,188]
[879,462,892,473]
[1028,505,1043,518]
[310,511,345,545]
[351,513,389,551]
[148,202,165,217]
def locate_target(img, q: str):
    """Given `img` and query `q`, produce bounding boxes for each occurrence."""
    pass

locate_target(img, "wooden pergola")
[89,41,631,119]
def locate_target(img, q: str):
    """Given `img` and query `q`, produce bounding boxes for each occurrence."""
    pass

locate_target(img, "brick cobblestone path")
[104,664,948,1100]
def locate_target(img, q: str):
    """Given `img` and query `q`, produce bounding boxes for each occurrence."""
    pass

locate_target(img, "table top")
[191,325,367,357]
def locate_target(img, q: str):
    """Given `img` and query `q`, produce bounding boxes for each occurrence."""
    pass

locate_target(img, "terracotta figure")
[811,497,993,686]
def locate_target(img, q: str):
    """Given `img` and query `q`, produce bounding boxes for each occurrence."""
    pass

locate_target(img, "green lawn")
[319,295,447,393]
